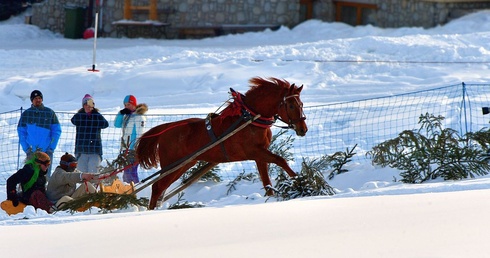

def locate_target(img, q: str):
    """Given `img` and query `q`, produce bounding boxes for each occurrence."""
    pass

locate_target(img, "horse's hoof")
[264,185,275,196]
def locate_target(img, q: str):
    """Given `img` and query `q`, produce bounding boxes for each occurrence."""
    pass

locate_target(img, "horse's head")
[277,83,308,136]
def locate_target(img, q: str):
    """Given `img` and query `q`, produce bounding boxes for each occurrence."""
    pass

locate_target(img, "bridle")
[224,87,305,130]
[275,92,306,130]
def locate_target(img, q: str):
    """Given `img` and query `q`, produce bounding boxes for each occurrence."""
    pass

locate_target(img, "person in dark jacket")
[71,94,109,173]
[17,90,62,179]
[6,151,54,213]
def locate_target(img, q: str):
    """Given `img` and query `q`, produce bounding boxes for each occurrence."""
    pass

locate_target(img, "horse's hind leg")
[256,161,274,196]
[149,178,172,210]
[148,161,197,210]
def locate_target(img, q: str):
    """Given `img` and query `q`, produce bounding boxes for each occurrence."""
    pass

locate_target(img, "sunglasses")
[60,160,78,168]
[35,159,51,166]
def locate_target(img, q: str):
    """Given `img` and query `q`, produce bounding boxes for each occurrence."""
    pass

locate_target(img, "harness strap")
[205,113,230,161]
[139,112,256,185]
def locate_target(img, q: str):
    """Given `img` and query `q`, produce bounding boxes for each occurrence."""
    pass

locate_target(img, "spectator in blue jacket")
[17,90,62,178]
[71,94,109,173]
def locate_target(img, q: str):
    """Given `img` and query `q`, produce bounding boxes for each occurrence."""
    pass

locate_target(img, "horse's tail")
[136,124,167,169]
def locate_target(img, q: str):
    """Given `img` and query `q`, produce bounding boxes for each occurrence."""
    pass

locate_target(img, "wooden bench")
[112,20,171,38]
[175,25,224,39]
[176,24,281,39]
[113,5,176,39]
[221,24,281,34]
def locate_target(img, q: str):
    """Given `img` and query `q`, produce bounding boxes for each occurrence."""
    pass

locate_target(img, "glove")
[120,108,132,115]
[7,191,19,207]
[26,147,33,158]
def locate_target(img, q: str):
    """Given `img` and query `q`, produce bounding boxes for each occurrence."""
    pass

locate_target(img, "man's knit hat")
[82,94,94,107]
[123,95,137,106]
[30,90,43,102]
[60,152,77,171]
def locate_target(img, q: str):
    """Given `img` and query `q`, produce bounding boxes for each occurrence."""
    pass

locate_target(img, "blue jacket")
[17,104,62,153]
[71,108,109,156]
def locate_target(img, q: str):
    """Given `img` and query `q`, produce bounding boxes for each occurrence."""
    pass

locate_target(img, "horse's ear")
[289,83,296,94]
[297,84,303,92]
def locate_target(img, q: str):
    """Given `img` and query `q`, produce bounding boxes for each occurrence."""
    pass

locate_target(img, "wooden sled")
[100,178,135,195]
[1,200,27,215]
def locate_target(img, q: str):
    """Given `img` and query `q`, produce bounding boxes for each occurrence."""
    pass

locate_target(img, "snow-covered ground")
[1,10,490,257]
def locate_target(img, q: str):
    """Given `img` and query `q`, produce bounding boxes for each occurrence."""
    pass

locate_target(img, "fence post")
[460,82,469,137]
[17,107,23,170]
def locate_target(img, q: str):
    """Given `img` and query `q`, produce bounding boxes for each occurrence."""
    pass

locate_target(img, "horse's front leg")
[254,149,297,178]
[255,151,298,196]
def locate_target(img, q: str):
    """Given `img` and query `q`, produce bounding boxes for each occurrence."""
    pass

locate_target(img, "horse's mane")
[219,77,291,118]
[244,77,291,116]
[247,77,291,96]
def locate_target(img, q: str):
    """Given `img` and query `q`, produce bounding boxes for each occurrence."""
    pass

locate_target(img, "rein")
[139,120,190,139]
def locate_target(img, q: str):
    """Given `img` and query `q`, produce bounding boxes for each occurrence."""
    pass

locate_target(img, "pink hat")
[82,94,94,107]
[123,95,137,106]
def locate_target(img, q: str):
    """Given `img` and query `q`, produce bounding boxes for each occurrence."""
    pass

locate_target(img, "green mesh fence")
[1,82,490,184]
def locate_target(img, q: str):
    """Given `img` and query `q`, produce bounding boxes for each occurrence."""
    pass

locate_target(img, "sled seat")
[99,178,135,195]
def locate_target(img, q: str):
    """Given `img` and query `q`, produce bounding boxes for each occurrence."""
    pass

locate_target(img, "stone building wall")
[373,0,490,28]
[29,0,490,39]
[312,0,490,28]
[30,0,87,35]
[30,0,300,39]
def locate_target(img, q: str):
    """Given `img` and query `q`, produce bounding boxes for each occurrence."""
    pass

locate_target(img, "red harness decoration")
[220,90,275,128]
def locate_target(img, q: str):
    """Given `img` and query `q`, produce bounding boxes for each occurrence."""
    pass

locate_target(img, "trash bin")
[64,5,86,39]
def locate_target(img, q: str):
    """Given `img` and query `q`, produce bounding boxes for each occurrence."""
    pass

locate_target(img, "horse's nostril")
[300,128,308,136]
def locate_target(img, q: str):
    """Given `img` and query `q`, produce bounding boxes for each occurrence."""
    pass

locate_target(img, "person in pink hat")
[71,94,109,173]
[114,95,148,183]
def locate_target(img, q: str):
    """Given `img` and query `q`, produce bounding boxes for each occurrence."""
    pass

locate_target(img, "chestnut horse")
[136,77,308,209]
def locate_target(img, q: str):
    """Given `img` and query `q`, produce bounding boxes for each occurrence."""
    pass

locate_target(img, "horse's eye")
[289,104,295,109]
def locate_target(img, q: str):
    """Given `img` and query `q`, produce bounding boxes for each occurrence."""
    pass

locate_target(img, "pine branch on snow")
[58,192,149,214]
[273,157,336,201]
